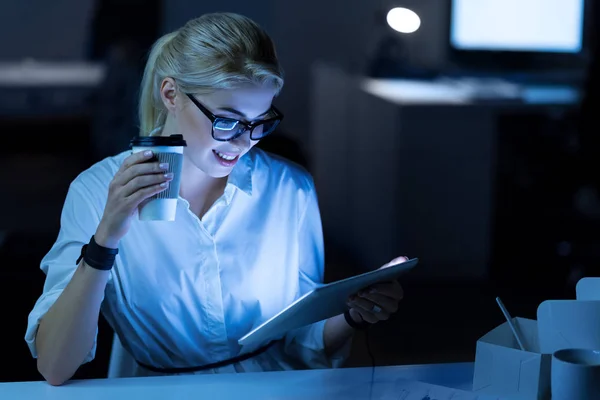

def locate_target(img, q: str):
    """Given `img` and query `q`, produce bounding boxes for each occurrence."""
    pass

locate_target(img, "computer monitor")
[448,0,589,73]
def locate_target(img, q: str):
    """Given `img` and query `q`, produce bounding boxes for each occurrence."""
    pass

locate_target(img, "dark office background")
[1,0,600,383]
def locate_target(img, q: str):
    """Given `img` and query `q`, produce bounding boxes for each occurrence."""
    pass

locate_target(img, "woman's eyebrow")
[215,106,271,119]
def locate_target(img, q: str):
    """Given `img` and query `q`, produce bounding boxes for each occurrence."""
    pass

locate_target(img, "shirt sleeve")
[282,176,352,369]
[24,179,106,363]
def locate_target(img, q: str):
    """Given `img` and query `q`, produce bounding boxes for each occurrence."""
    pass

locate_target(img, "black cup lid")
[130,134,187,147]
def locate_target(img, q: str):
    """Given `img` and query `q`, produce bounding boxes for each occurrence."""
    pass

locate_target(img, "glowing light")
[386,7,421,34]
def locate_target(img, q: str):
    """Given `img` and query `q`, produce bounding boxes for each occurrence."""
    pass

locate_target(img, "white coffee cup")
[551,348,600,400]
[130,134,186,221]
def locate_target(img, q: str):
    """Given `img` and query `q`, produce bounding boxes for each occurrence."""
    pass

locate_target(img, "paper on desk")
[371,378,506,400]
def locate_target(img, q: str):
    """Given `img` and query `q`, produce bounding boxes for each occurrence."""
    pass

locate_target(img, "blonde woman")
[25,13,405,386]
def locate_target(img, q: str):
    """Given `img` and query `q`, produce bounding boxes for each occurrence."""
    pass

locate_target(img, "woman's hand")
[346,256,407,325]
[94,150,173,248]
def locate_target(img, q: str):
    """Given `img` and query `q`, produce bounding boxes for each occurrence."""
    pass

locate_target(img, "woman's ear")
[160,77,178,112]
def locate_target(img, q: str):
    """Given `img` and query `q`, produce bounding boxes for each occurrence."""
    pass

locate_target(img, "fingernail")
[159,163,169,170]
[164,173,174,179]
[160,182,168,187]
[144,150,153,157]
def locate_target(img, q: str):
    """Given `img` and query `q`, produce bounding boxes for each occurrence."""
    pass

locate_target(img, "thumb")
[381,256,409,269]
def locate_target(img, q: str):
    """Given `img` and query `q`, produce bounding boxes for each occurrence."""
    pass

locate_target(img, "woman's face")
[162,80,277,178]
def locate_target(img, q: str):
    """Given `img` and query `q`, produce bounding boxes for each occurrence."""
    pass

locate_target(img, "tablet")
[238,257,418,347]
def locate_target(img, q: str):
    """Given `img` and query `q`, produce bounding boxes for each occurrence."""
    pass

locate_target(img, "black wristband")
[76,236,118,271]
[344,309,371,330]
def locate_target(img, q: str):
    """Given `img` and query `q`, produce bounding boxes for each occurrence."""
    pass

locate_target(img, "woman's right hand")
[94,150,173,248]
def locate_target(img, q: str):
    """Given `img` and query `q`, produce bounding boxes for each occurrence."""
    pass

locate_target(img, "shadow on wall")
[89,40,144,163]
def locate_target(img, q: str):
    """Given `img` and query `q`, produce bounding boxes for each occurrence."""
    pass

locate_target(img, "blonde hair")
[138,13,284,136]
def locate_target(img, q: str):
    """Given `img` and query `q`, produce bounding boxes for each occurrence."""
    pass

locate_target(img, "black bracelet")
[344,309,371,330]
[76,236,118,271]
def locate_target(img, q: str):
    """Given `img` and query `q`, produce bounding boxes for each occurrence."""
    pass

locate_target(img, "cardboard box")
[537,299,600,354]
[472,317,551,400]
[577,277,600,300]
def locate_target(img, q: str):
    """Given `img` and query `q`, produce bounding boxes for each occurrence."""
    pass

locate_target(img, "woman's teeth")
[216,151,236,160]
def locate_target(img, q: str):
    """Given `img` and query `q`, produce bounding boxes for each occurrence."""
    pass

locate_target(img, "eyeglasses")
[185,93,283,142]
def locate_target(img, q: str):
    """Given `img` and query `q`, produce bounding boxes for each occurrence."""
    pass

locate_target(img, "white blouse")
[25,148,350,377]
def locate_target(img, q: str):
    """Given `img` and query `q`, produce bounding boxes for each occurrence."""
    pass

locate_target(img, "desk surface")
[362,77,580,106]
[0,362,474,399]
[0,61,105,87]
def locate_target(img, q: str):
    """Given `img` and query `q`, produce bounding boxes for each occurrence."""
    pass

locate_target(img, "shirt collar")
[226,151,253,197]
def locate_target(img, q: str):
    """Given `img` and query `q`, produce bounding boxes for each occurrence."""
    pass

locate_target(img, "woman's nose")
[230,130,252,148]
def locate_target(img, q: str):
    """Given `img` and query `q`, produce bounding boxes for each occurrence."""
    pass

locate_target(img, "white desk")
[0,363,474,399]
[0,61,105,87]
[361,77,580,105]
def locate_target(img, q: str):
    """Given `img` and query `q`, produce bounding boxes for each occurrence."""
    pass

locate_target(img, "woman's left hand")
[346,256,407,325]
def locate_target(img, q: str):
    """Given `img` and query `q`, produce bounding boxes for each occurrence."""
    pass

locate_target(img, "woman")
[25,13,405,386]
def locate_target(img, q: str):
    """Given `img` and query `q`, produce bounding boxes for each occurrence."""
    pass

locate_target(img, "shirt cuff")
[283,319,352,369]
[25,289,97,364]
